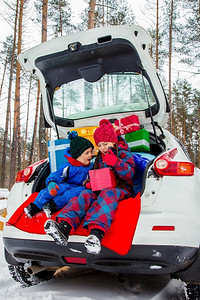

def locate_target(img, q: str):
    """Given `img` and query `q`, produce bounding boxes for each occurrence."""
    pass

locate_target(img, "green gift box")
[125,129,150,152]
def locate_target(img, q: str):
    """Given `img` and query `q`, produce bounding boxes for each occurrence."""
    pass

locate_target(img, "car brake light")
[154,148,194,176]
[15,159,48,183]
[152,226,175,231]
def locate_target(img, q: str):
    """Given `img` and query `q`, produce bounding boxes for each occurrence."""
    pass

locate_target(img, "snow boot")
[84,229,105,255]
[24,203,41,218]
[44,219,71,246]
[43,199,58,218]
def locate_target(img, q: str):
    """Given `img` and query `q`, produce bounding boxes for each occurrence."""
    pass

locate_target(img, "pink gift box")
[89,168,117,191]
[114,114,140,136]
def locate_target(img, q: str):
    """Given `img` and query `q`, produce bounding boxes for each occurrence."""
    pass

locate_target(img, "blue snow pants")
[33,183,85,210]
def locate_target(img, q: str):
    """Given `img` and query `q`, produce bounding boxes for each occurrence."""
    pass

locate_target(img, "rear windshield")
[52,72,156,120]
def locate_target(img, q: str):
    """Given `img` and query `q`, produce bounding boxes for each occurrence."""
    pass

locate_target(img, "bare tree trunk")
[88,0,96,29]
[10,0,24,187]
[38,0,48,160]
[198,104,200,168]
[1,0,19,188]
[0,57,8,99]
[156,0,159,69]
[168,0,173,133]
[29,80,40,165]
[59,0,63,36]
[22,75,32,168]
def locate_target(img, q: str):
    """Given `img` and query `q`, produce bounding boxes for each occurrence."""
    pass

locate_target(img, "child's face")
[97,142,115,155]
[77,147,93,165]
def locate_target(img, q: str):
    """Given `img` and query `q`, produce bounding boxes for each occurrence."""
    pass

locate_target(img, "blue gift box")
[48,139,70,172]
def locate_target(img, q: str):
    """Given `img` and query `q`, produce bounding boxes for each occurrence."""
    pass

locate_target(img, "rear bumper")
[3,236,200,282]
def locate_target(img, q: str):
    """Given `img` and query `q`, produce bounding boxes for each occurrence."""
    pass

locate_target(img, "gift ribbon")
[114,122,140,135]
[48,140,70,172]
[128,139,150,148]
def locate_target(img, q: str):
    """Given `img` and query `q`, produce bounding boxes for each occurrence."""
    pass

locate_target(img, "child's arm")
[45,164,67,186]
[104,149,134,181]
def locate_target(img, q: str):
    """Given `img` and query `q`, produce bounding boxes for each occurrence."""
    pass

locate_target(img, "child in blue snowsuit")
[24,131,94,218]
[44,119,135,255]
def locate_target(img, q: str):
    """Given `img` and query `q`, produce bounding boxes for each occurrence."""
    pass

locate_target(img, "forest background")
[0,0,199,189]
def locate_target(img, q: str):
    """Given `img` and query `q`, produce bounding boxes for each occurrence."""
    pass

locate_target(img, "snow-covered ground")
[0,189,186,299]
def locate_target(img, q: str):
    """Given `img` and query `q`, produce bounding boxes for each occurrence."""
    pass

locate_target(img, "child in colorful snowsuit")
[24,131,94,218]
[44,119,135,255]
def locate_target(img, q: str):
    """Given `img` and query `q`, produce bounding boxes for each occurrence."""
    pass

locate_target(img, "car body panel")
[18,25,169,137]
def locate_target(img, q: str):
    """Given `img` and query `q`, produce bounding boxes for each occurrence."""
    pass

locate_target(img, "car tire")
[8,264,55,287]
[184,282,200,299]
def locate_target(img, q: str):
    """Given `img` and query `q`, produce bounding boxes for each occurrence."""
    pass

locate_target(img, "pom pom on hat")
[68,130,78,140]
[94,119,118,145]
[68,131,94,159]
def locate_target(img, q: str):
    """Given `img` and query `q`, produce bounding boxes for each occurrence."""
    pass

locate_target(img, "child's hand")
[48,181,59,196]
[85,181,92,189]
[104,149,117,166]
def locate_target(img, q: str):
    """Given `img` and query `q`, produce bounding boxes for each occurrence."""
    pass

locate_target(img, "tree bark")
[88,0,96,29]
[1,0,19,188]
[0,57,8,99]
[59,0,63,36]
[38,0,48,160]
[10,0,24,187]
[156,0,159,69]
[29,80,40,165]
[22,75,32,168]
[168,0,173,133]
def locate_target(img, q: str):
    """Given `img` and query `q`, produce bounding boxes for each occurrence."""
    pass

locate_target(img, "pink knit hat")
[94,119,118,145]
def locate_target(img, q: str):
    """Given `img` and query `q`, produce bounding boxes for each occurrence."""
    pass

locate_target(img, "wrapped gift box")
[125,129,150,152]
[89,168,117,191]
[114,114,140,136]
[70,126,98,148]
[48,139,70,172]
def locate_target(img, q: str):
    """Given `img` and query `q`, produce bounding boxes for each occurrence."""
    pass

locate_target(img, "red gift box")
[89,168,117,191]
[114,114,140,136]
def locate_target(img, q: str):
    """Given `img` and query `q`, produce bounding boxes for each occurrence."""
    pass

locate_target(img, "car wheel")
[184,282,200,299]
[8,264,55,287]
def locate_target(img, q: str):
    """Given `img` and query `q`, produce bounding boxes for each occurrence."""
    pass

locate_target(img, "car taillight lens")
[15,159,47,183]
[154,148,194,176]
[15,167,33,182]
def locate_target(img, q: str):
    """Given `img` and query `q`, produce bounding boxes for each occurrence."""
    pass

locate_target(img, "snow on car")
[2,25,200,299]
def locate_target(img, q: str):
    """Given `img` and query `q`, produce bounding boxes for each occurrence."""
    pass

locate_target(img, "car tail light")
[15,159,48,183]
[154,148,194,176]
[63,257,87,265]
[152,226,175,231]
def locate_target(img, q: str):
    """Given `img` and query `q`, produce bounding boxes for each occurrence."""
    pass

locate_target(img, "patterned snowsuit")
[56,138,135,233]
[33,148,93,210]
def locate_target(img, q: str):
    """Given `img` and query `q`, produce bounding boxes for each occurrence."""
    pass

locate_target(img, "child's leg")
[56,189,97,230]
[84,187,130,233]
[33,188,53,209]
[84,188,130,255]
[24,187,52,218]
[53,186,85,209]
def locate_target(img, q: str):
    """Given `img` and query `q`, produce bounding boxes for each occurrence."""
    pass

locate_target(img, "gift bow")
[114,122,140,135]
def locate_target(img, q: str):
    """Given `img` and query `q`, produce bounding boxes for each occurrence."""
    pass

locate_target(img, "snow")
[0,190,186,299]
[0,188,9,199]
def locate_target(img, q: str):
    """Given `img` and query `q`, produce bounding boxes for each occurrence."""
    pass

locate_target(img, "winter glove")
[48,181,59,196]
[103,149,118,166]
[85,181,92,189]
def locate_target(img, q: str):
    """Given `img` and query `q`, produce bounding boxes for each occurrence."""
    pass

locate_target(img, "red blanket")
[7,192,141,255]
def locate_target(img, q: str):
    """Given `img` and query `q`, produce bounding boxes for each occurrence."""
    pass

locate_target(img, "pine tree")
[10,0,25,187]
[0,1,18,188]
[34,0,73,37]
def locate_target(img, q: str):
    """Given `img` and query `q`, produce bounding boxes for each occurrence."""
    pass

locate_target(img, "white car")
[3,25,200,299]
